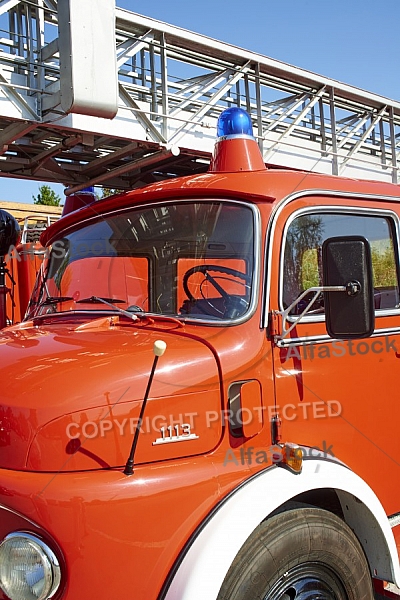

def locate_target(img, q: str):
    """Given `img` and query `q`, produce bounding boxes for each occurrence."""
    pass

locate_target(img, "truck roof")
[42,166,400,246]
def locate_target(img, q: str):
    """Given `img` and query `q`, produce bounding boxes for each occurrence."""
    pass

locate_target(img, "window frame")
[29,198,262,326]
[279,205,400,323]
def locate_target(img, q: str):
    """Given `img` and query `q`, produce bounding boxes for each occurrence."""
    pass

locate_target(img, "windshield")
[26,200,256,322]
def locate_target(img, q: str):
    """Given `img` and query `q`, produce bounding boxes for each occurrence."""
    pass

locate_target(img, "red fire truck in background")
[0,107,398,600]
[1,211,60,328]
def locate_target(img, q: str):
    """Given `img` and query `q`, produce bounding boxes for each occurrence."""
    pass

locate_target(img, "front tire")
[217,508,374,600]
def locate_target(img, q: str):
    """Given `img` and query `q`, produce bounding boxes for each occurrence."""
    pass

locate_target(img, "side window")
[282,212,399,315]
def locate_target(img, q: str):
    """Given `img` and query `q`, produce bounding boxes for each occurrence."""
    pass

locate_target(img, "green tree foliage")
[371,243,397,287]
[98,188,124,199]
[32,184,62,206]
[283,215,323,305]
[301,248,320,290]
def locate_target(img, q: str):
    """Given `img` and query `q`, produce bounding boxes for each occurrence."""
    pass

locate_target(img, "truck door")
[268,196,400,525]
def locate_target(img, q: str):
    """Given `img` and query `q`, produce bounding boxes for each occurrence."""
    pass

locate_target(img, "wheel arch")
[277,487,398,585]
[162,459,400,600]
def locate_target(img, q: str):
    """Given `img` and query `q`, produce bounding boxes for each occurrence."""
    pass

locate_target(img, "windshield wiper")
[76,296,139,320]
[76,296,126,304]
[74,297,182,326]
[35,295,183,327]
[39,296,74,306]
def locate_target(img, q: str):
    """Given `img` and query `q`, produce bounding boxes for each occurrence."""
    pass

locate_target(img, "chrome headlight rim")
[0,531,62,600]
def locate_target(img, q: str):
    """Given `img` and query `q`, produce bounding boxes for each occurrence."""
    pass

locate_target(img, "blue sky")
[2,0,399,204]
[119,0,400,101]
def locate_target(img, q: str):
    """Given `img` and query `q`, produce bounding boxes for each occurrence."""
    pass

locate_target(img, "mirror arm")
[279,285,346,340]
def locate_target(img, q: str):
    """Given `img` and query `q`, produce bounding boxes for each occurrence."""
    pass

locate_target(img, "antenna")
[123,340,167,476]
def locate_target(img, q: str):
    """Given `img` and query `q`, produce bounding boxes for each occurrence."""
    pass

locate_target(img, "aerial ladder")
[0,0,399,194]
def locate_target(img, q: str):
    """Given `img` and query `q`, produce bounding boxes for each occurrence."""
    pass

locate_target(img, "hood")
[0,317,222,471]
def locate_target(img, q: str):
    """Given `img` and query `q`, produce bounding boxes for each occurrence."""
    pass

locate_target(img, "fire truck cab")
[0,107,398,600]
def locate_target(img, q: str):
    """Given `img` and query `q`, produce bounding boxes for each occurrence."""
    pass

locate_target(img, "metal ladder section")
[19,213,59,244]
[1,1,400,191]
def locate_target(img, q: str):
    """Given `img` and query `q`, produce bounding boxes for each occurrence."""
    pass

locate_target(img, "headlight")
[0,532,61,600]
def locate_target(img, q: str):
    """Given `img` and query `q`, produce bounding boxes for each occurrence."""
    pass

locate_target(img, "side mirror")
[322,236,374,339]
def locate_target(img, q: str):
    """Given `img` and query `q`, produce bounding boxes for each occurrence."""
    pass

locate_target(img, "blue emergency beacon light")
[210,107,266,172]
[217,107,254,138]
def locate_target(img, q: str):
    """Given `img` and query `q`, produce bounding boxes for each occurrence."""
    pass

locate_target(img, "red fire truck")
[0,107,398,600]
[1,212,60,329]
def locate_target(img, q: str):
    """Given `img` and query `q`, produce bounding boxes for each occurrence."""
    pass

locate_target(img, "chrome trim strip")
[276,327,400,348]
[389,513,400,528]
[0,503,41,529]
[284,304,400,325]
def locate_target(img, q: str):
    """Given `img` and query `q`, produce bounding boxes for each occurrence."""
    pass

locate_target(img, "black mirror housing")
[322,236,375,339]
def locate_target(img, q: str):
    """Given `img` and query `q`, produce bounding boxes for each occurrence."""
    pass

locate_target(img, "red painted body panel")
[0,311,275,599]
[0,322,223,471]
[0,131,399,598]
[268,194,400,517]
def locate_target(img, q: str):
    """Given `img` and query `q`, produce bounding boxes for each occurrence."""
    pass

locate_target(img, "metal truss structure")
[1,0,400,196]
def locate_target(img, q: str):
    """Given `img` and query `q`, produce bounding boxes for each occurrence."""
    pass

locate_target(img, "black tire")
[217,508,374,600]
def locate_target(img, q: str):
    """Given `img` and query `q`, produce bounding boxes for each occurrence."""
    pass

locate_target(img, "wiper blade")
[76,296,125,304]
[40,296,74,305]
[76,296,138,320]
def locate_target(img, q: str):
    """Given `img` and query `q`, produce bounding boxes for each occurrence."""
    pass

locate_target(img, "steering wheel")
[182,264,251,318]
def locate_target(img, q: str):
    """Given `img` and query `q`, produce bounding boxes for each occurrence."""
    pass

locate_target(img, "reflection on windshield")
[27,201,255,322]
